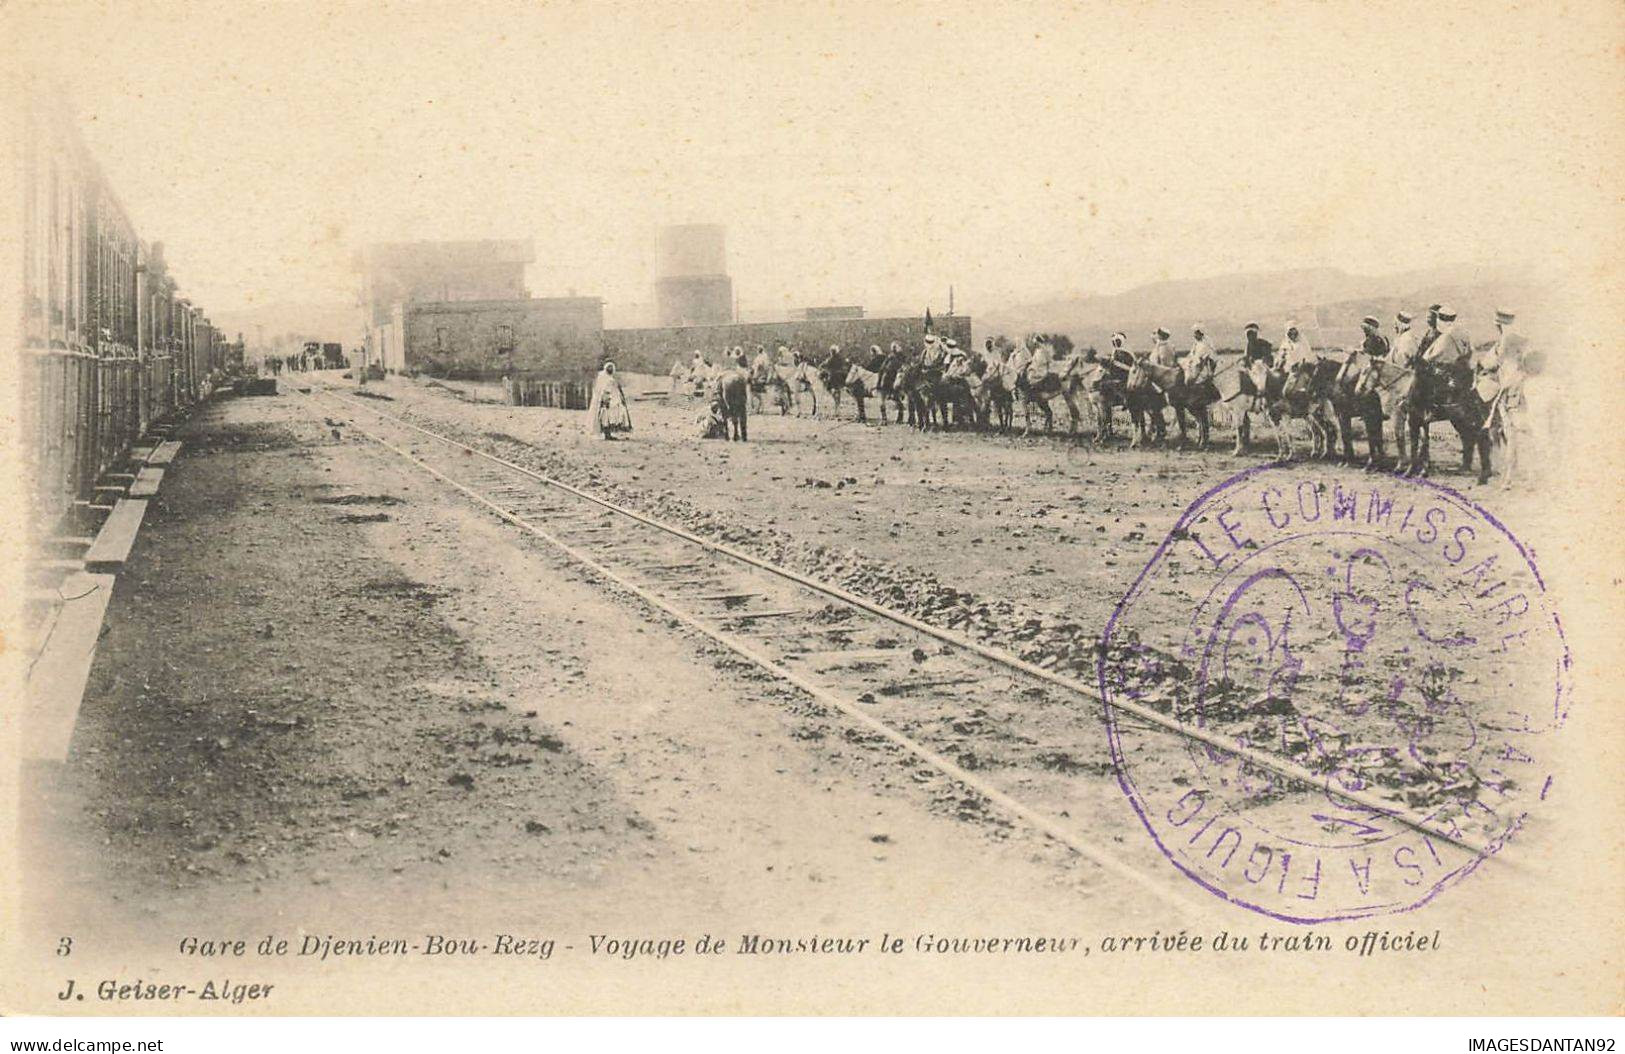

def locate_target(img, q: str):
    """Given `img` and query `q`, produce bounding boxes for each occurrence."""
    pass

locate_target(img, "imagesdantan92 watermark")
[1467,1040,1616,1052]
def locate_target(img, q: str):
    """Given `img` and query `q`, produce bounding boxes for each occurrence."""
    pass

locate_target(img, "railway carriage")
[19,88,231,538]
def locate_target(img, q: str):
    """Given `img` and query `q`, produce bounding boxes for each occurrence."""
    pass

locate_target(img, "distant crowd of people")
[652,303,1543,486]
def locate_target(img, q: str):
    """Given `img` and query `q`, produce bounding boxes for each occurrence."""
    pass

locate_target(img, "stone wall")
[401,297,605,380]
[602,315,974,374]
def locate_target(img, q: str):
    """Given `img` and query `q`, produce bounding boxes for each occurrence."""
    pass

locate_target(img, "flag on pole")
[924,307,934,334]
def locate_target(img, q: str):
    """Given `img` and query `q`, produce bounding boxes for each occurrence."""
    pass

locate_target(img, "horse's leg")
[1472,419,1491,484]
[1337,408,1355,461]
[1363,409,1384,468]
[1500,422,1517,490]
[1197,408,1210,449]
[1233,408,1249,455]
[1456,412,1475,473]
[1064,393,1080,436]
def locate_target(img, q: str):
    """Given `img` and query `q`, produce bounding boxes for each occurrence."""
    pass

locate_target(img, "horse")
[773,358,818,417]
[1013,354,1088,437]
[1330,348,1393,467]
[834,362,886,423]
[747,356,777,414]
[1083,356,1157,445]
[970,357,1013,433]
[934,368,982,429]
[818,356,851,418]
[1127,358,1222,448]
[897,356,942,431]
[1400,356,1493,483]
[871,350,907,424]
[1254,359,1342,460]
[711,370,749,441]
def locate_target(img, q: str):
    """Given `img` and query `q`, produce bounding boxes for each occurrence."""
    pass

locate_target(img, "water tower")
[655,224,733,327]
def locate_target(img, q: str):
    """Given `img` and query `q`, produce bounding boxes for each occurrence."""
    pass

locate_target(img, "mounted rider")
[1416,304,1444,359]
[1421,305,1470,365]
[1340,315,1389,385]
[820,344,850,393]
[1411,304,1471,409]
[1107,331,1133,368]
[918,334,946,370]
[980,337,1005,372]
[1027,335,1054,381]
[1278,322,1319,374]
[1232,323,1279,456]
[1359,315,1390,360]
[1390,310,1422,365]
[1480,308,1537,487]
[1148,327,1177,367]
[1002,338,1033,388]
[1186,324,1218,384]
[1243,322,1276,368]
[1476,308,1525,404]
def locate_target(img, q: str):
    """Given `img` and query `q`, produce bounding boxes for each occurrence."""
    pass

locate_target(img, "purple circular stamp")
[1098,465,1571,923]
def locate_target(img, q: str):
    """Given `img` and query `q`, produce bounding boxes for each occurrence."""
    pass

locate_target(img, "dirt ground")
[16,385,1176,1014]
[12,375,1609,1015]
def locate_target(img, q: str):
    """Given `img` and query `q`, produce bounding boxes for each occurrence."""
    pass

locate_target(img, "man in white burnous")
[586,360,633,440]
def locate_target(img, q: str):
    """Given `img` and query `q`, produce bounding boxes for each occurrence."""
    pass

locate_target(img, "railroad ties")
[302,383,1218,916]
[303,382,1507,916]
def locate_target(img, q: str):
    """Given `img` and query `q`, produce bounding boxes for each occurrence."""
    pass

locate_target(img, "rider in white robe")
[1278,323,1318,373]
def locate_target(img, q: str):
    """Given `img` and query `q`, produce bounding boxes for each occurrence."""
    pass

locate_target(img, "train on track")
[18,89,244,536]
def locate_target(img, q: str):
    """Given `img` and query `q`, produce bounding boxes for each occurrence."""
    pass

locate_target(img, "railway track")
[297,381,1502,920]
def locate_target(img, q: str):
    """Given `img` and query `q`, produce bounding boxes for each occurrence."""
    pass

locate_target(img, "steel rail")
[312,384,1498,859]
[302,387,1212,919]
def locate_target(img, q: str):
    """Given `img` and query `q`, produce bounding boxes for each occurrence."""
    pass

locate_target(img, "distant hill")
[976,265,1543,351]
[209,301,365,353]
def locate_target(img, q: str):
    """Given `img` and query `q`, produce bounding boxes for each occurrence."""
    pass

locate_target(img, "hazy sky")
[13,0,1623,321]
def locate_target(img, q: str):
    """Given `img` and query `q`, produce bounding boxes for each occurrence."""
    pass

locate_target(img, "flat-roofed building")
[379,296,605,380]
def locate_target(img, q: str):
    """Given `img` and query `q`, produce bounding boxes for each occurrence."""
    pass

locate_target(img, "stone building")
[380,296,605,379]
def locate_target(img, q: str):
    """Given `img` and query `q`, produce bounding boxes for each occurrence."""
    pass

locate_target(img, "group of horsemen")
[667,303,1535,484]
